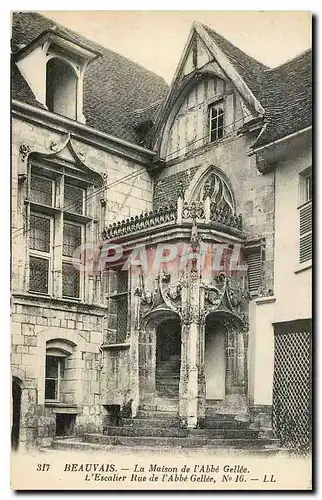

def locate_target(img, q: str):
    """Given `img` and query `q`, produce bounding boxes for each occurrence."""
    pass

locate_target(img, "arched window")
[192,169,236,216]
[46,58,77,119]
[45,339,74,402]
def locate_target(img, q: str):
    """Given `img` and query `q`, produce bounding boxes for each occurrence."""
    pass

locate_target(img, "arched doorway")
[11,378,22,451]
[156,318,181,400]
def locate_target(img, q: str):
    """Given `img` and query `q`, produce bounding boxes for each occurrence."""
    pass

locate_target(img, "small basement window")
[56,414,76,437]
[46,58,77,120]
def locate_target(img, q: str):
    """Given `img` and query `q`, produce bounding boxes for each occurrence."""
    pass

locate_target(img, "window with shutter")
[299,202,312,263]
[246,248,262,295]
[298,169,312,264]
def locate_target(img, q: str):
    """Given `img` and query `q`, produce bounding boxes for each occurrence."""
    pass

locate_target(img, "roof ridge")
[265,47,312,73]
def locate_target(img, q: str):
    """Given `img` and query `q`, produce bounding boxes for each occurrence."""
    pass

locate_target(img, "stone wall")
[11,297,107,448]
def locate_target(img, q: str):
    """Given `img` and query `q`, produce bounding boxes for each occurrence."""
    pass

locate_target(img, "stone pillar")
[179,277,206,428]
[138,325,156,408]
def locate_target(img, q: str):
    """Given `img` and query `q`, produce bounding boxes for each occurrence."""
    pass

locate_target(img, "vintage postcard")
[10,10,312,490]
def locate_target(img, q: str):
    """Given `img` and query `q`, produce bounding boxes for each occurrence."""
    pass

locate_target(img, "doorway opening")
[55,414,76,437]
[156,318,181,399]
[11,378,22,450]
[205,317,226,402]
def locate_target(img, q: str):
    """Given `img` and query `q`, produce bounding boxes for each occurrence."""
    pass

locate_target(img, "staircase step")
[136,409,179,419]
[204,417,250,428]
[189,428,261,439]
[49,438,286,456]
[83,433,281,450]
[105,426,188,438]
[123,417,180,428]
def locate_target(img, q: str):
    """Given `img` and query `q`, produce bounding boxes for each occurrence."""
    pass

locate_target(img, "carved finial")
[19,144,31,162]
[49,141,58,152]
[177,181,185,199]
[102,171,108,189]
[204,181,212,199]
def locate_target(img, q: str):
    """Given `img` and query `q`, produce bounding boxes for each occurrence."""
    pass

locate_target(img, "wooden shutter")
[299,202,312,263]
[246,248,262,294]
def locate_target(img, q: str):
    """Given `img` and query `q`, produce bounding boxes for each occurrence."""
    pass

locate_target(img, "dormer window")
[209,101,224,142]
[46,58,77,119]
[14,29,101,122]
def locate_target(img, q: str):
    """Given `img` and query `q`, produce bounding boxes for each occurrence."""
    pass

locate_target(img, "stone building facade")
[11,12,312,451]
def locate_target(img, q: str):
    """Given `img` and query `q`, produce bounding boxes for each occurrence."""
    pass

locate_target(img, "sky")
[39,10,312,84]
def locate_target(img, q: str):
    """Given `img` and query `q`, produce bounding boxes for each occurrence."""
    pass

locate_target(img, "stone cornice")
[12,99,156,166]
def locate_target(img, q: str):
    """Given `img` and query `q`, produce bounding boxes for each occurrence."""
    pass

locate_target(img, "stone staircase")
[156,361,180,399]
[48,404,283,454]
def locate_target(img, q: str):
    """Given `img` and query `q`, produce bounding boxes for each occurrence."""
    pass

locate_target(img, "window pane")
[117,270,128,293]
[63,223,82,257]
[117,295,128,343]
[64,184,84,214]
[46,356,59,378]
[45,379,57,400]
[30,176,53,206]
[29,256,49,294]
[62,262,80,298]
[29,215,51,252]
[209,103,224,143]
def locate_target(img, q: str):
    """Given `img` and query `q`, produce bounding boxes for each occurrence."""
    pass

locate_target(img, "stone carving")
[49,141,59,152]
[159,273,182,314]
[19,144,31,162]
[103,205,177,239]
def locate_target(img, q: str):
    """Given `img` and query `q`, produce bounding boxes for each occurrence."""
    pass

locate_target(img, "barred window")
[29,215,51,252]
[26,163,91,299]
[29,256,49,294]
[108,270,128,343]
[62,262,80,298]
[64,184,84,214]
[63,222,82,257]
[30,175,53,206]
[209,102,224,142]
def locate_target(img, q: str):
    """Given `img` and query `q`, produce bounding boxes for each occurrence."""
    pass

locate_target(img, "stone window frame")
[37,332,86,407]
[25,159,92,301]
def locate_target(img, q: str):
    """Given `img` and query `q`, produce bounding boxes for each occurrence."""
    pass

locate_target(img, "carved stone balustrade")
[102,197,243,242]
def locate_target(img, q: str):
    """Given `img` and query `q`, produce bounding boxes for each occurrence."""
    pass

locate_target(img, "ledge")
[295,260,312,274]
[12,291,107,315]
[45,402,81,414]
[255,296,276,305]
[101,343,130,350]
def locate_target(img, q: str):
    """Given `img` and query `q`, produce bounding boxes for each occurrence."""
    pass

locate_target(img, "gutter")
[11,99,156,158]
[248,126,312,156]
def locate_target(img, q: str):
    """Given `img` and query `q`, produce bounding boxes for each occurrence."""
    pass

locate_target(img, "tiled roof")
[202,24,269,98]
[11,13,311,149]
[254,49,312,148]
[11,11,169,145]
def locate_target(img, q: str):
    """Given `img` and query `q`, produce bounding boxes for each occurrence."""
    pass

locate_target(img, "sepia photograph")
[10,9,312,490]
